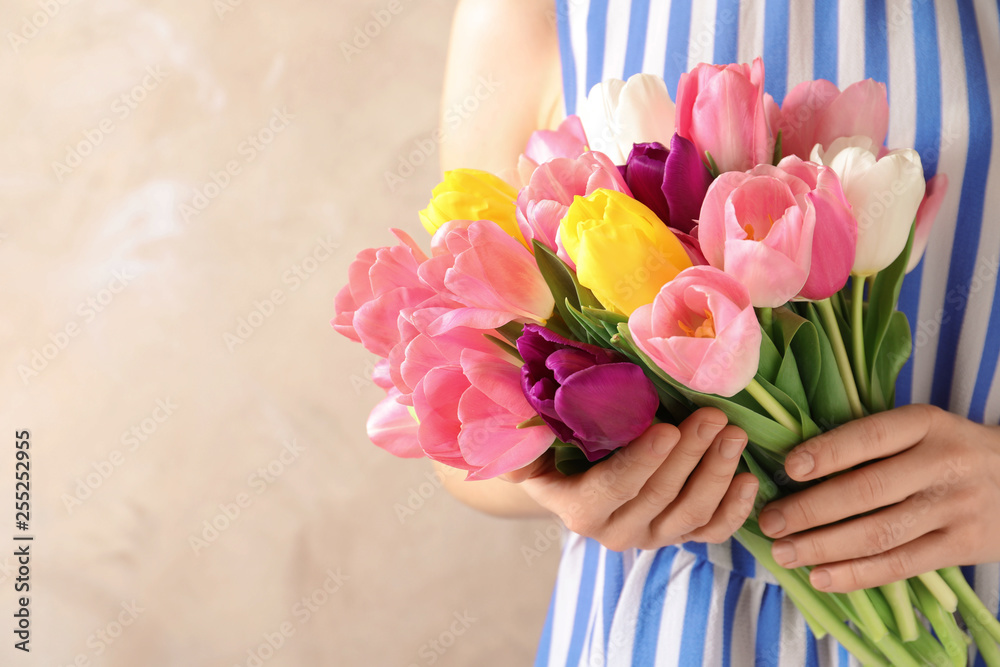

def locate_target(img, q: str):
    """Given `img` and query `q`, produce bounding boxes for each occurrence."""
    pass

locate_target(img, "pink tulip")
[675,58,773,174]
[629,265,761,397]
[413,348,555,480]
[777,79,889,160]
[907,173,949,273]
[333,229,440,357]
[698,171,816,307]
[516,115,589,186]
[515,151,631,268]
[367,386,423,458]
[418,220,555,333]
[390,306,500,403]
[755,156,856,300]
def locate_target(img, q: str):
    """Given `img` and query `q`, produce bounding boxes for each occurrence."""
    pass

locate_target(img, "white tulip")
[579,73,676,164]
[811,137,925,276]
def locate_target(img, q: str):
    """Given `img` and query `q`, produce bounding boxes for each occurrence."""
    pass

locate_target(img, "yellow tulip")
[560,189,692,315]
[418,169,524,246]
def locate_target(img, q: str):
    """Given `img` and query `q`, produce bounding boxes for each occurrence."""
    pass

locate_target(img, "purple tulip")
[618,134,713,234]
[516,324,659,461]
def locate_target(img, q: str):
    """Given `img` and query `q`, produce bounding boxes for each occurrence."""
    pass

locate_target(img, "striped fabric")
[538,0,1000,665]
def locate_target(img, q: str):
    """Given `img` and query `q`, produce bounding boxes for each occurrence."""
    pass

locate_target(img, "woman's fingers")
[782,404,936,482]
[768,491,948,568]
[680,472,759,544]
[759,447,937,538]
[546,423,681,535]
[647,424,748,542]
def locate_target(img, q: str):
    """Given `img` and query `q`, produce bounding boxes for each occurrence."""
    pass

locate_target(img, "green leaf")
[553,443,597,476]
[532,241,605,343]
[772,130,784,166]
[864,225,915,388]
[495,321,525,345]
[484,334,522,361]
[802,303,855,427]
[705,151,721,179]
[760,307,820,422]
[757,324,782,383]
[869,311,911,412]
[565,301,614,347]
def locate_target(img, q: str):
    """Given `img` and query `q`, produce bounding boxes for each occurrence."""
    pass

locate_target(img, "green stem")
[849,589,888,642]
[919,571,959,613]
[940,567,1000,645]
[968,621,1000,667]
[851,276,872,407]
[736,528,889,666]
[745,379,803,439]
[880,581,919,642]
[912,577,969,667]
[816,298,865,419]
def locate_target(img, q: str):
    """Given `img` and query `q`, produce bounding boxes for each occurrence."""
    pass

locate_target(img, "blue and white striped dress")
[537,0,1000,665]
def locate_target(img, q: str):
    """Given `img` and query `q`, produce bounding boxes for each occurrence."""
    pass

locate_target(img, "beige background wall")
[0,1,560,665]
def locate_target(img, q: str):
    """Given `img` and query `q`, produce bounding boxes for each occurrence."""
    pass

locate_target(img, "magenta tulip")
[515,151,630,267]
[517,324,658,461]
[697,171,817,307]
[413,348,556,480]
[629,266,761,397]
[675,58,774,174]
[418,219,555,333]
[777,79,889,160]
[618,135,713,234]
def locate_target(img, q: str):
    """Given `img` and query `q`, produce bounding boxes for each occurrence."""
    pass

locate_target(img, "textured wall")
[0,1,560,665]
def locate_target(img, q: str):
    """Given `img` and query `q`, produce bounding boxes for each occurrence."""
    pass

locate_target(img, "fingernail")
[739,481,757,500]
[651,434,673,456]
[786,451,815,477]
[758,509,786,536]
[720,437,744,459]
[772,540,797,567]
[698,421,725,440]
[811,569,832,590]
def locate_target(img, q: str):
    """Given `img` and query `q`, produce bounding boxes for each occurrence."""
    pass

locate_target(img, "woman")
[434,0,1000,663]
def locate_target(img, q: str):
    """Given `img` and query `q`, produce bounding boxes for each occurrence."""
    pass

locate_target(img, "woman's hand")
[502,408,758,551]
[758,403,1000,592]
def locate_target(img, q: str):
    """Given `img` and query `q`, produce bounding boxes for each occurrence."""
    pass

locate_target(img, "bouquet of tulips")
[333,58,1000,665]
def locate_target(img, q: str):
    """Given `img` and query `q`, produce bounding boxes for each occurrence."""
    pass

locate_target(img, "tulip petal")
[367,389,423,458]
[663,134,713,233]
[696,172,750,268]
[413,366,471,468]
[907,173,948,273]
[724,237,809,307]
[777,79,840,159]
[555,364,659,459]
